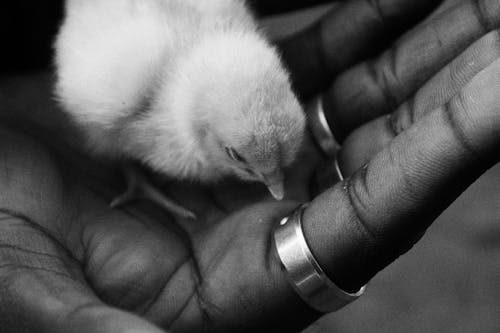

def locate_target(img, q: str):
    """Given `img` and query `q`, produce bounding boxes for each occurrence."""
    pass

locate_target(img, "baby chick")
[55,0,306,218]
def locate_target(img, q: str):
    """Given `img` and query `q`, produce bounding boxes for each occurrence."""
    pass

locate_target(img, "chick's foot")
[110,163,197,220]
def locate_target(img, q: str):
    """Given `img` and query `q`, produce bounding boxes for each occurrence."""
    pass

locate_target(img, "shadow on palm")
[0,92,324,330]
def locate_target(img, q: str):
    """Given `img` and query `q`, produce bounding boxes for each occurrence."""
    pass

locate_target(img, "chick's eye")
[225,147,246,163]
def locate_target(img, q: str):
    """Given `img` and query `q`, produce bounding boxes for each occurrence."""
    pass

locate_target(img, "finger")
[324,0,500,140]
[0,212,166,333]
[302,58,500,293]
[279,0,441,99]
[339,29,500,175]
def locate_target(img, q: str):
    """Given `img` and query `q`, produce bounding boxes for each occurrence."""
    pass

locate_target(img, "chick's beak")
[263,171,285,201]
[267,182,285,201]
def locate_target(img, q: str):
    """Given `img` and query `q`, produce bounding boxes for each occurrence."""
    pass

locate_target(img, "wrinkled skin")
[2,0,500,332]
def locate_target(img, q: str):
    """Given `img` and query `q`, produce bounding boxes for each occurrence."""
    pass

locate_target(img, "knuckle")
[442,93,482,159]
[344,169,380,245]
[385,144,421,204]
[485,29,500,57]
[472,0,494,33]
[388,101,416,136]
[366,56,399,113]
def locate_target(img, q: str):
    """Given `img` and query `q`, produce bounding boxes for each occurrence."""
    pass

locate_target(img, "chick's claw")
[266,182,285,201]
[110,165,197,220]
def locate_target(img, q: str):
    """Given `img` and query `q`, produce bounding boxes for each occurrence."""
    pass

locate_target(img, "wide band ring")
[274,204,366,313]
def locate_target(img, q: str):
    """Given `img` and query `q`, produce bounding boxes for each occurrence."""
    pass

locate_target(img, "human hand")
[2,0,500,332]
[278,0,500,292]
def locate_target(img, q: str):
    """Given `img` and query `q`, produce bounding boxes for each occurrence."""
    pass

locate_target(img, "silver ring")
[274,204,366,313]
[334,156,344,181]
[307,96,341,157]
[308,95,345,183]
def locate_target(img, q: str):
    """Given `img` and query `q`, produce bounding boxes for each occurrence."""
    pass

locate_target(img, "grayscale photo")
[0,0,499,332]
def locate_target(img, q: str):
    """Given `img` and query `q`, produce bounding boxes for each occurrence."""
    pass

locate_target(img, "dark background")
[0,0,333,73]
[1,2,499,332]
[0,2,63,72]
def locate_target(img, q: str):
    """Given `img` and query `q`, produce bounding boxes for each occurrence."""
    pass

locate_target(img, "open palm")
[0,84,323,331]
[3,0,500,332]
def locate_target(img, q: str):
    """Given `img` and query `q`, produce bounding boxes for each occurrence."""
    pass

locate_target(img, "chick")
[55,0,306,218]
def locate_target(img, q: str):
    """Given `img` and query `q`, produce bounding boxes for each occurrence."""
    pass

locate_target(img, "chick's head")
[184,32,306,200]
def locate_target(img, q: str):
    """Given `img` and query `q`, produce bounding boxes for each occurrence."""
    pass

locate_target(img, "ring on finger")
[307,95,344,182]
[307,96,341,157]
